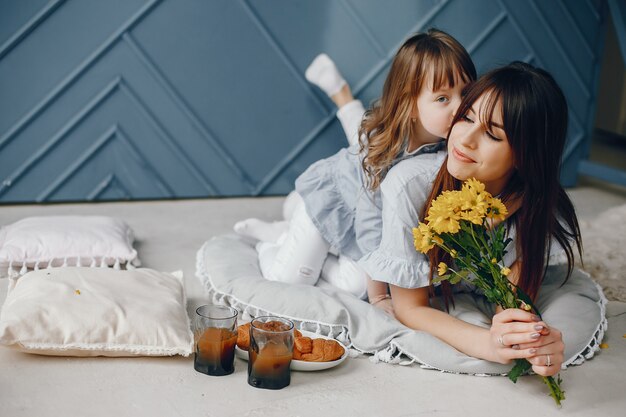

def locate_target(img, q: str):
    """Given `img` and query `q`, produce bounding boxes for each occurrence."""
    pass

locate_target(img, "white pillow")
[0,216,140,277]
[0,267,193,356]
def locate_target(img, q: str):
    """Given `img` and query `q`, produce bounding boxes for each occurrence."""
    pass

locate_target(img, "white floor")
[1,185,625,417]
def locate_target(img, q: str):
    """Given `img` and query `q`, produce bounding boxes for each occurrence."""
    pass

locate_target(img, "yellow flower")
[437,262,448,276]
[430,217,461,234]
[426,194,461,234]
[460,208,484,225]
[413,223,435,253]
[491,258,497,264]
[461,179,489,203]
[464,178,486,194]
[450,249,458,258]
[426,191,461,234]
[486,198,508,222]
[501,267,511,276]
[455,180,490,225]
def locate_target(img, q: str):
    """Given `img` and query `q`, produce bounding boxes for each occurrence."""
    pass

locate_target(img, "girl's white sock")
[233,218,288,243]
[305,53,346,97]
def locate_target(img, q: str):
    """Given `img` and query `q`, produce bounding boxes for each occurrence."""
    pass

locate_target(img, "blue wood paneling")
[0,0,608,202]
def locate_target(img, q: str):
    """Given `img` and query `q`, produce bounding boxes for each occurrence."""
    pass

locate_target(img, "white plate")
[235,329,348,372]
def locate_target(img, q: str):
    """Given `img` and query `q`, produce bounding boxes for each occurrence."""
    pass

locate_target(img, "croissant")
[294,336,313,354]
[236,322,251,350]
[299,338,344,362]
[237,322,343,361]
[321,339,345,361]
[236,322,302,351]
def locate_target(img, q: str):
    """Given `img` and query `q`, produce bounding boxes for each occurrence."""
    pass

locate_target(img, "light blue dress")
[357,151,446,287]
[358,152,568,289]
[295,140,444,262]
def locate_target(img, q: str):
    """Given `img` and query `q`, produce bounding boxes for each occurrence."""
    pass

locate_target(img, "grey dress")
[295,140,444,262]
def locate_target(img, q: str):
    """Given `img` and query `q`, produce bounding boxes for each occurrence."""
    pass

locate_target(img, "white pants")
[258,99,368,298]
[258,196,368,299]
[336,99,366,147]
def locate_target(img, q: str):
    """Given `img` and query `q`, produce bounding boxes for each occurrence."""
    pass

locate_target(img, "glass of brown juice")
[247,316,294,390]
[193,305,238,376]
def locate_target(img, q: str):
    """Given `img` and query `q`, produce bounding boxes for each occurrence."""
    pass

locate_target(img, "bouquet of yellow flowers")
[413,178,565,406]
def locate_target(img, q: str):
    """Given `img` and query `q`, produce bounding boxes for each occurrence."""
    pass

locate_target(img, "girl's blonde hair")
[359,29,476,190]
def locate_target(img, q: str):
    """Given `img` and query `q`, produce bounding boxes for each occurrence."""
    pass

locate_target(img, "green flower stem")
[440,232,479,262]
[470,222,495,261]
[434,236,477,273]
[440,249,479,278]
[545,375,565,407]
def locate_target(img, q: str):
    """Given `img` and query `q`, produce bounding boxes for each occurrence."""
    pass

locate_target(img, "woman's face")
[446,92,515,195]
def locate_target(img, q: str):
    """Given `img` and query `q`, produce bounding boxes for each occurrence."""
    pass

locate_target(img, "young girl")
[235,29,476,315]
[359,62,583,376]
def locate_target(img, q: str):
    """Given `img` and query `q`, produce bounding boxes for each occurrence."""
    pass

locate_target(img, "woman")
[360,62,591,376]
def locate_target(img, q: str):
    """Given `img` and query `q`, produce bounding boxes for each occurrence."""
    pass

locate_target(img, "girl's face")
[446,92,515,195]
[412,72,466,146]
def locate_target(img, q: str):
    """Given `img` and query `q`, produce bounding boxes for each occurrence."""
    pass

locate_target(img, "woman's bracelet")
[369,294,391,305]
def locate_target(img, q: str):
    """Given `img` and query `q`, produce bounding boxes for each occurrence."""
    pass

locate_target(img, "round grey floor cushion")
[196,235,607,374]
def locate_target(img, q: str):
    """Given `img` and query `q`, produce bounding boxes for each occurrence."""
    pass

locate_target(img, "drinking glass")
[247,316,294,389]
[193,305,238,376]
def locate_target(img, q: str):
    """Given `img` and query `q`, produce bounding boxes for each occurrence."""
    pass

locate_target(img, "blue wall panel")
[0,0,608,202]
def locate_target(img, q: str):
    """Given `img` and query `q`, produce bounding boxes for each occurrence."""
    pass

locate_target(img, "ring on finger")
[497,335,505,347]
[546,354,552,367]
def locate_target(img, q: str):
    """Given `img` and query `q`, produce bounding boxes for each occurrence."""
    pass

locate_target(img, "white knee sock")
[234,218,288,243]
[305,53,346,97]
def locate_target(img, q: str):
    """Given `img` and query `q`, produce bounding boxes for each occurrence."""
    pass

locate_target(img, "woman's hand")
[516,326,565,377]
[489,308,550,365]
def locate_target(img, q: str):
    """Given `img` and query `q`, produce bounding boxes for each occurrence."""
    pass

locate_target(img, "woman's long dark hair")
[423,62,583,306]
